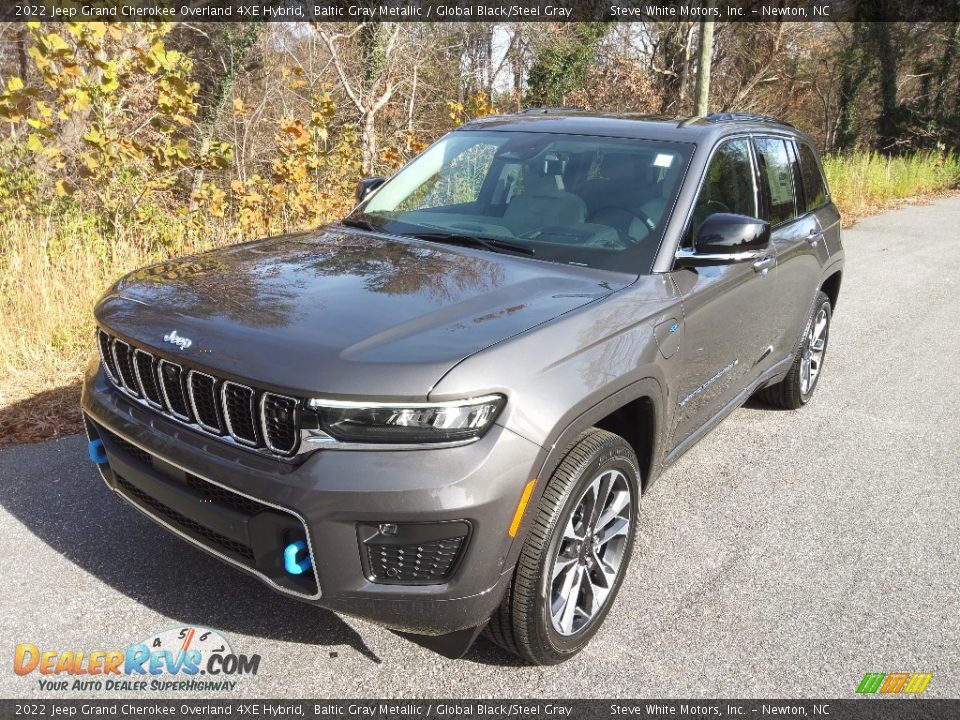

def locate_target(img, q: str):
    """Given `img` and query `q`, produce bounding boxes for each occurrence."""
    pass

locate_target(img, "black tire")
[759,290,832,410]
[485,429,640,665]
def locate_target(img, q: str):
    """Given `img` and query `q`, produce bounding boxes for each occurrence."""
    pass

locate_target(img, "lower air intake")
[359,521,469,585]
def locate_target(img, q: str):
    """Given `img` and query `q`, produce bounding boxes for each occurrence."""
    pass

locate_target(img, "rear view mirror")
[356,177,385,204]
[677,213,771,266]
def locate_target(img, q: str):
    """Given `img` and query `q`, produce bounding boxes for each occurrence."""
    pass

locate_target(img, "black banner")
[1,700,957,719]
[3,0,960,24]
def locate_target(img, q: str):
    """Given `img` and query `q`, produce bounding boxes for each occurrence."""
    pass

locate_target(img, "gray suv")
[82,111,843,665]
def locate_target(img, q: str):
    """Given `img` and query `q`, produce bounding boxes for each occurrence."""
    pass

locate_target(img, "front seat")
[503,157,586,235]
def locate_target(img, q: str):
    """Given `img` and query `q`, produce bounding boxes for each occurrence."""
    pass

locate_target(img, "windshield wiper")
[339,216,380,231]
[409,232,535,256]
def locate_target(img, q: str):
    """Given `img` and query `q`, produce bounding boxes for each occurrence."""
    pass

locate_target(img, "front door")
[668,137,781,451]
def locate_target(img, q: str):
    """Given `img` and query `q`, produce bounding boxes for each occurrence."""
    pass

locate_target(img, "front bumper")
[81,364,543,635]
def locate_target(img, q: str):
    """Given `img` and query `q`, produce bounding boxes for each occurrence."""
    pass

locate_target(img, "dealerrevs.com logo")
[856,672,933,695]
[13,626,260,692]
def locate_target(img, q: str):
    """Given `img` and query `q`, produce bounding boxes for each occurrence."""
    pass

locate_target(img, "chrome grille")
[261,393,299,454]
[111,339,141,397]
[222,381,259,446]
[97,329,119,383]
[187,370,222,434]
[96,328,301,457]
[133,349,163,408]
[158,359,191,421]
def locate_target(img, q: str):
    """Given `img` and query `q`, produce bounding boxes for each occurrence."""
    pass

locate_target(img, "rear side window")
[690,138,757,233]
[797,142,828,212]
[753,137,796,225]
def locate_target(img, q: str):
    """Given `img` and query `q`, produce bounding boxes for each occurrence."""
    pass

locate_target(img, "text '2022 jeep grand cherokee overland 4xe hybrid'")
[82,111,843,665]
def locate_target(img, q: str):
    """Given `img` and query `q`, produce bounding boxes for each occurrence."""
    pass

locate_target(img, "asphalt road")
[1,197,958,700]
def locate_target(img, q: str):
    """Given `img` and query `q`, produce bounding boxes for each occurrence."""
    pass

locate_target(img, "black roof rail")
[705,112,794,128]
[518,107,588,115]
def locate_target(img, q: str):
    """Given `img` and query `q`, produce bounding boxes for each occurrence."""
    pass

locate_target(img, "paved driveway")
[1,197,958,699]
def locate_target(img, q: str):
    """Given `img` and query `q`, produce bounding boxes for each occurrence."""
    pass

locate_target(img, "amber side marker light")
[508,479,537,537]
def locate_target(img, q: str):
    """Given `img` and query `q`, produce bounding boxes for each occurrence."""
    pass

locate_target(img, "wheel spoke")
[563,514,586,542]
[593,552,618,588]
[556,565,583,634]
[595,515,629,546]
[595,489,630,533]
[552,555,578,582]
[588,471,613,529]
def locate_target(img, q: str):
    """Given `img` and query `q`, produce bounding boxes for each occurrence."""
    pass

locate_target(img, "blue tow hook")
[284,540,312,575]
[87,439,109,466]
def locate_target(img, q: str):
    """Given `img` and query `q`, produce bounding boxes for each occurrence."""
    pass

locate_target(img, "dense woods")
[0,19,958,441]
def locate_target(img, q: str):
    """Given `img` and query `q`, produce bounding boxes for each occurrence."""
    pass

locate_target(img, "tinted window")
[797,142,828,212]
[690,138,756,233]
[753,137,796,225]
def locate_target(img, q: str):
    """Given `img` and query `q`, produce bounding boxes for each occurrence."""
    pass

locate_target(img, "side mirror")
[677,213,771,266]
[356,177,385,204]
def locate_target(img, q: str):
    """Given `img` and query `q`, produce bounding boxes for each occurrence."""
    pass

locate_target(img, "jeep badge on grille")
[163,330,193,350]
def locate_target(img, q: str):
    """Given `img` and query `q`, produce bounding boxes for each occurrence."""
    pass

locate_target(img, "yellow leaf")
[44,33,71,55]
[73,89,90,111]
[100,72,119,93]
[27,133,44,153]
[55,179,75,196]
[7,77,24,93]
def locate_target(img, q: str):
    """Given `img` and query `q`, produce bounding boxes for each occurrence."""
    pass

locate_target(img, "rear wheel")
[485,429,639,665]
[759,290,832,409]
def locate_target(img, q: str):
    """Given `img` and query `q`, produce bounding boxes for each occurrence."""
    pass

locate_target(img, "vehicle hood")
[96,227,630,397]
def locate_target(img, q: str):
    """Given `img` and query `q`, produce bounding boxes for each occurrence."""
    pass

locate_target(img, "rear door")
[751,136,829,362]
[796,140,843,258]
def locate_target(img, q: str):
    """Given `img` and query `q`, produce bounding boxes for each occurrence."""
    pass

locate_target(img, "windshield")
[350,130,693,273]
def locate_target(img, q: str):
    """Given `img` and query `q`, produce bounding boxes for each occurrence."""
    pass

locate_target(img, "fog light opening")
[283,540,312,575]
[87,439,108,466]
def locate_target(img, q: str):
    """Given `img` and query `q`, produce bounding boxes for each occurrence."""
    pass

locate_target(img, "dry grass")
[0,217,230,446]
[2,151,959,447]
[823,150,960,226]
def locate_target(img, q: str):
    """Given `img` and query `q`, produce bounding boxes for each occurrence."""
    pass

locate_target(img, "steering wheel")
[588,206,655,245]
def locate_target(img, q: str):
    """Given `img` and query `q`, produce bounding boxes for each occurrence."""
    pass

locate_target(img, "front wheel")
[485,429,640,665]
[759,290,832,409]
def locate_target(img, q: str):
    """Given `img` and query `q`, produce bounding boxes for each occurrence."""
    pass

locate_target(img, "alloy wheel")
[549,469,632,636]
[800,306,829,395]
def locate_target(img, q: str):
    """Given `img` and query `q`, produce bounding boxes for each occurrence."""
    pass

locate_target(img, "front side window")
[797,142,828,212]
[753,137,797,225]
[355,130,693,273]
[690,138,757,234]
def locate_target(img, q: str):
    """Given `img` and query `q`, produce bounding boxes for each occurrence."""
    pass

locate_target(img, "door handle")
[807,229,823,247]
[752,255,775,274]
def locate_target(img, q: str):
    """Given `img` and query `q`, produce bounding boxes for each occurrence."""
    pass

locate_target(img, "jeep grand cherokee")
[82,111,843,665]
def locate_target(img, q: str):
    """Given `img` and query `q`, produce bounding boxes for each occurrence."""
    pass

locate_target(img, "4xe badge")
[13,626,260,693]
[163,329,192,350]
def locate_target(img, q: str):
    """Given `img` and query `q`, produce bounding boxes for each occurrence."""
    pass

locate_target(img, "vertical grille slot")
[261,393,299,455]
[111,340,141,397]
[222,382,259,446]
[133,349,163,408]
[187,370,222,434]
[97,330,119,383]
[158,360,191,421]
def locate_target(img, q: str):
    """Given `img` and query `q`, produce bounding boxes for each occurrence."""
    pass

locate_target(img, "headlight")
[307,394,505,444]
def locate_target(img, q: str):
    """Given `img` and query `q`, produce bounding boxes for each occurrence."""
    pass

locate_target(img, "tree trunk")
[361,112,377,174]
[935,21,960,124]
[694,18,715,116]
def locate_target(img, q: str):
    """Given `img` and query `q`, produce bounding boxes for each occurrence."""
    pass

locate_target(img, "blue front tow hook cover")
[87,439,108,466]
[284,540,311,575]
